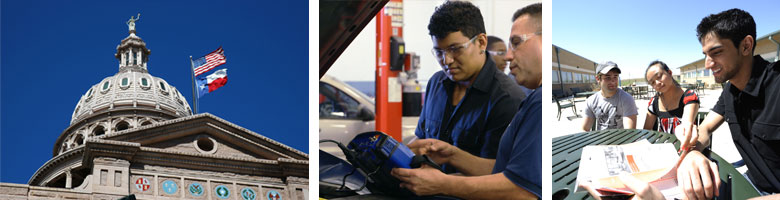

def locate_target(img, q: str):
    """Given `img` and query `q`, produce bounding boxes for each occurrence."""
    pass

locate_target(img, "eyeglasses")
[487,50,506,56]
[431,35,479,61]
[509,32,541,51]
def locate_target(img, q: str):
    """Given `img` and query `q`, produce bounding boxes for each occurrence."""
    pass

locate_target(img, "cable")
[320,139,368,192]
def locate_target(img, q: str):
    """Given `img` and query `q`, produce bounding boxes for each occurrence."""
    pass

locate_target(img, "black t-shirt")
[712,55,780,193]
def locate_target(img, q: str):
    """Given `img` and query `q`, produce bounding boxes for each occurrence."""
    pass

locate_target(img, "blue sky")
[553,0,780,79]
[1,0,307,184]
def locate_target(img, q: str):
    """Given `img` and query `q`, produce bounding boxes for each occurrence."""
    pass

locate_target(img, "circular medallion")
[215,185,230,199]
[266,190,282,200]
[188,182,204,197]
[134,177,150,192]
[162,180,178,194]
[241,187,257,200]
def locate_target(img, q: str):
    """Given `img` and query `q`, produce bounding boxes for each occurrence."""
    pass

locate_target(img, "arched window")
[116,121,130,131]
[101,80,111,92]
[74,134,84,146]
[93,125,106,136]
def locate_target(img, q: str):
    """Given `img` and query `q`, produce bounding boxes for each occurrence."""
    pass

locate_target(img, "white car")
[319,75,418,160]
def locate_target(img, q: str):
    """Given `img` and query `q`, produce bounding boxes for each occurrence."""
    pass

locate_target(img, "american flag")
[192,47,226,76]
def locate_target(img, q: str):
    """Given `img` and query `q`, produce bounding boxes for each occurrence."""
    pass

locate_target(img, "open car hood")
[319,0,389,78]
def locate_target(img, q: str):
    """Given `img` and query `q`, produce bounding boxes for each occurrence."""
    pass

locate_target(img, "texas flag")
[196,68,228,98]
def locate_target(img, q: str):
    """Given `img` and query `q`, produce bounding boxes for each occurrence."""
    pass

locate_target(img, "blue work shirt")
[493,85,542,198]
[415,55,525,172]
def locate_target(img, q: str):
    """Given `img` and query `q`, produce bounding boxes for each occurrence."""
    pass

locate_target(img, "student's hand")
[580,181,605,200]
[619,174,666,200]
[407,139,458,165]
[675,122,698,153]
[581,175,665,200]
[676,150,720,200]
[391,165,450,196]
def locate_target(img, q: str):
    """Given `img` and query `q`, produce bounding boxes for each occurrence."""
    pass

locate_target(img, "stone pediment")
[95,113,307,161]
[29,113,307,186]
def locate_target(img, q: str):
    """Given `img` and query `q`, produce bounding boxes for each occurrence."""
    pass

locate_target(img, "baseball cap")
[596,61,621,75]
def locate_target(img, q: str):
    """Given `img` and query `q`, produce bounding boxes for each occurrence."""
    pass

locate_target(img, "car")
[319,75,419,160]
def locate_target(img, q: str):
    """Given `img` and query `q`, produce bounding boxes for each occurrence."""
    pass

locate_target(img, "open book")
[575,140,683,199]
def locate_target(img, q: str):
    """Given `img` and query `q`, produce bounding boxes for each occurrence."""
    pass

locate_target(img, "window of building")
[100,170,108,185]
[552,70,560,83]
[132,51,137,65]
[101,80,111,92]
[704,70,710,76]
[194,136,218,154]
[115,121,130,131]
[561,71,573,83]
[574,73,583,83]
[93,125,106,136]
[140,77,150,89]
[159,81,168,94]
[74,134,84,146]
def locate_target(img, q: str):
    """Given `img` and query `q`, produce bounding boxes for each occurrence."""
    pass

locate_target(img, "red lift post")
[375,0,404,141]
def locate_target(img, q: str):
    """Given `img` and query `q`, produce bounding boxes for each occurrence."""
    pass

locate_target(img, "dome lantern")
[115,13,151,73]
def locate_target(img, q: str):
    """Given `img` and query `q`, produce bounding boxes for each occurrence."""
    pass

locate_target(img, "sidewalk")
[549,88,746,173]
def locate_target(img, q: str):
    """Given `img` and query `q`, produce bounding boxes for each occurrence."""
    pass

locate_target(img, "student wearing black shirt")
[679,8,780,199]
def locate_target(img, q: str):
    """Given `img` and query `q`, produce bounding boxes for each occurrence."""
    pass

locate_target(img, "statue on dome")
[127,13,140,32]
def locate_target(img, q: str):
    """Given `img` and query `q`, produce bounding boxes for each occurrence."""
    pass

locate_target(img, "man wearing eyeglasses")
[489,35,533,95]
[391,3,542,199]
[487,35,509,72]
[581,61,638,131]
[409,1,525,174]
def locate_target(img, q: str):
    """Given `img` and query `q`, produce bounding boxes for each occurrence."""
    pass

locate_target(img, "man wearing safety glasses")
[392,3,541,199]
[409,1,526,175]
[488,35,533,95]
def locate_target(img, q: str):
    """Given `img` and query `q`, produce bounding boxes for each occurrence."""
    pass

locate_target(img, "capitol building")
[0,18,308,200]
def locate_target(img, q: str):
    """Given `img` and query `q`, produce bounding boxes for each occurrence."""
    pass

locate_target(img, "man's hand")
[675,122,699,153]
[676,150,720,200]
[391,165,451,196]
[581,175,665,200]
[407,139,458,165]
[620,174,666,200]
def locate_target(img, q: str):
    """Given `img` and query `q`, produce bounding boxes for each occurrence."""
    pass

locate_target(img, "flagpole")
[190,56,198,114]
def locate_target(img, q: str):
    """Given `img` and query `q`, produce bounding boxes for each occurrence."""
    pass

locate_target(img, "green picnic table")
[575,91,598,99]
[552,129,759,200]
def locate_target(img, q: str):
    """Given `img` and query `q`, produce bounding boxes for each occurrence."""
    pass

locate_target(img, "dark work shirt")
[493,85,541,198]
[711,55,780,193]
[415,54,525,173]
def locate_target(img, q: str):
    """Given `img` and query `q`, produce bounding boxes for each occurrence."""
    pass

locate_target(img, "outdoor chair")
[552,89,564,99]
[638,86,648,100]
[554,95,577,121]
[696,81,706,95]
[623,86,636,99]
[569,88,586,103]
